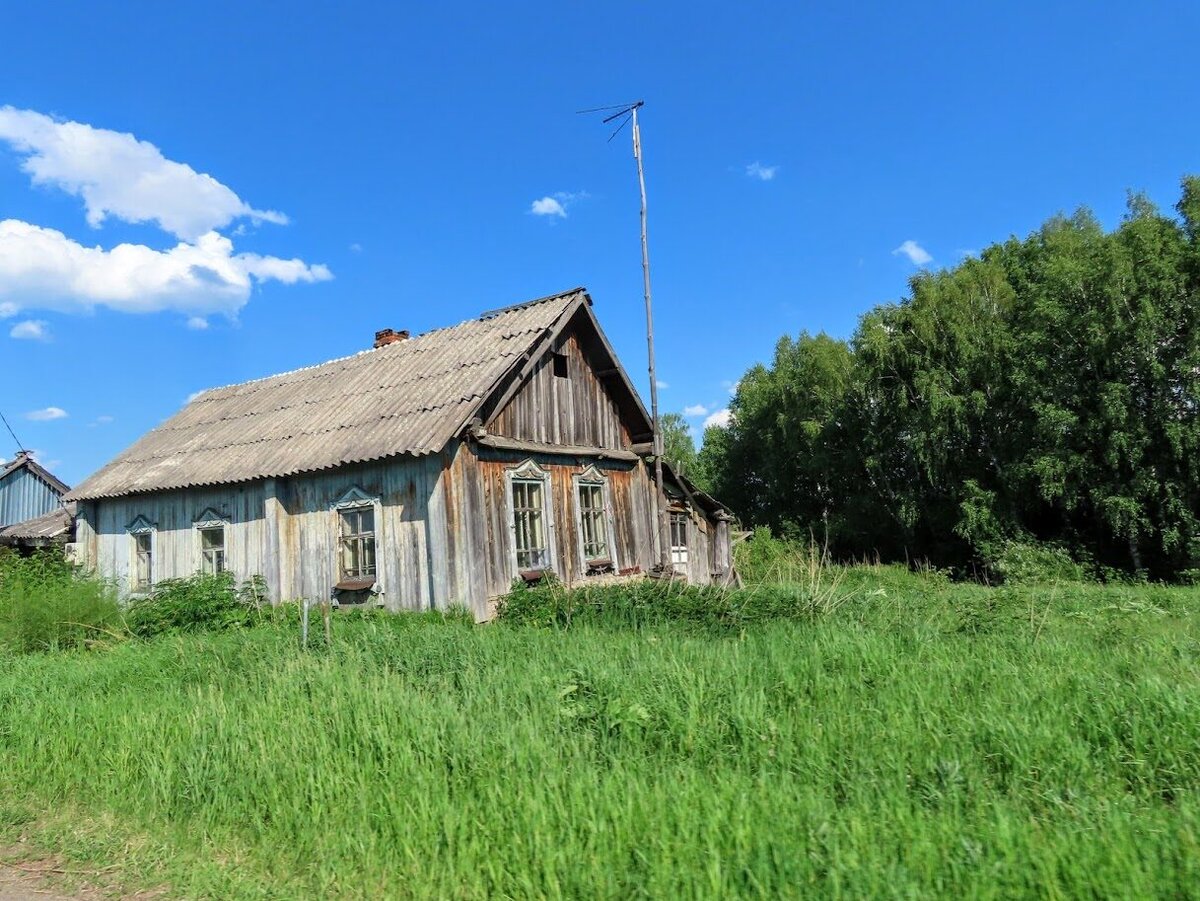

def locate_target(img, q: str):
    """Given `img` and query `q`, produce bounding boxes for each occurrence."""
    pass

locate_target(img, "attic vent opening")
[552,352,568,379]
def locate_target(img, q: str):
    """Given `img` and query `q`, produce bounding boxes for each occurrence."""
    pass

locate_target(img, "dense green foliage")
[0,550,121,653]
[700,179,1200,580]
[124,572,276,638]
[1,568,1198,898]
[659,410,699,477]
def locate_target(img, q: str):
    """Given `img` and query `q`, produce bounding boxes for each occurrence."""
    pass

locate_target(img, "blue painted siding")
[0,466,64,528]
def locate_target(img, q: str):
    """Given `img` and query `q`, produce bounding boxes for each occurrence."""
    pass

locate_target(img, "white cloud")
[746,161,779,181]
[530,191,589,219]
[186,316,209,330]
[0,301,16,318]
[10,319,49,340]
[349,242,363,253]
[26,406,68,421]
[87,414,114,428]
[683,404,709,417]
[721,379,740,396]
[892,240,933,266]
[186,390,207,403]
[530,196,567,218]
[704,408,732,429]
[0,221,332,318]
[0,106,286,241]
[656,379,669,390]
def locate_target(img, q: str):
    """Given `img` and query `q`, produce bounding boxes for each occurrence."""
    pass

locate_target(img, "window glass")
[339,506,377,579]
[670,512,689,569]
[513,479,549,570]
[134,532,153,590]
[578,483,609,562]
[200,526,225,575]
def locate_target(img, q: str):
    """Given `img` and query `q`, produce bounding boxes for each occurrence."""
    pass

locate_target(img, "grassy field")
[0,556,1198,898]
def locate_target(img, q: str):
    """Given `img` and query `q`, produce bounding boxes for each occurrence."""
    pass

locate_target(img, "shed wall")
[0,467,63,529]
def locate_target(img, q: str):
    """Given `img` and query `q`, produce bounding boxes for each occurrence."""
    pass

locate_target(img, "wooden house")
[67,289,734,619]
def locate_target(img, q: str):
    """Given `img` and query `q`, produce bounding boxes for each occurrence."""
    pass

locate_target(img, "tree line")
[673,179,1200,581]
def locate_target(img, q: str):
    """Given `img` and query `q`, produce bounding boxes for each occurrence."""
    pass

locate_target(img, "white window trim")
[126,515,156,593]
[573,464,619,573]
[193,508,228,576]
[670,509,691,574]
[505,459,556,578]
[331,486,384,595]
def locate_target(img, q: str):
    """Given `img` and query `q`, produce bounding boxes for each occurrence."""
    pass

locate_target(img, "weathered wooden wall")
[0,465,63,528]
[489,330,631,449]
[77,446,723,619]
[445,444,660,603]
[86,483,271,592]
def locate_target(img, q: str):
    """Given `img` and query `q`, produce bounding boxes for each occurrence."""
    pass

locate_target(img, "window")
[194,509,227,576]
[128,515,155,591]
[134,532,153,589]
[199,526,225,574]
[670,511,689,572]
[512,479,549,570]
[578,484,609,562]
[552,352,569,379]
[339,506,376,580]
[507,459,553,575]
[574,465,616,571]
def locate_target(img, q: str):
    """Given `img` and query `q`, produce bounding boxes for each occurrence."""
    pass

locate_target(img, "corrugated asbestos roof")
[68,289,588,500]
[0,503,75,542]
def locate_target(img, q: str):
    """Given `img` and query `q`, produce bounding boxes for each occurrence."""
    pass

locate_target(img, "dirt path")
[0,858,98,900]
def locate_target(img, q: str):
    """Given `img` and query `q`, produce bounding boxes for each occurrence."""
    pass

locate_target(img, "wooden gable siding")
[489,330,631,450]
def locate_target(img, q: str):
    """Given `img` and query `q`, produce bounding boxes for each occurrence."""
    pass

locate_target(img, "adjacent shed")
[0,452,69,530]
[67,288,735,619]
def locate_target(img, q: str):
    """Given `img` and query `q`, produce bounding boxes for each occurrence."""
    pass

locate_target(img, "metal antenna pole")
[629,102,671,572]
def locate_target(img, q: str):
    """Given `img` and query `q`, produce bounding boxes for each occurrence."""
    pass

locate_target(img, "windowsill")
[585,559,614,575]
[519,569,553,585]
[335,578,376,592]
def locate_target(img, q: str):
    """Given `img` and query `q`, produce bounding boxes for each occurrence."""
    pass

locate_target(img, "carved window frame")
[573,464,619,573]
[505,459,556,578]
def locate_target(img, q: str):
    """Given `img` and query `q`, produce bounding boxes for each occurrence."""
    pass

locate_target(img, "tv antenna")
[579,99,670,572]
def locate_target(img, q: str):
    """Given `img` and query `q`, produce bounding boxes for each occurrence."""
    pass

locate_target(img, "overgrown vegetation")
[0,550,121,653]
[698,178,1200,581]
[0,548,1198,897]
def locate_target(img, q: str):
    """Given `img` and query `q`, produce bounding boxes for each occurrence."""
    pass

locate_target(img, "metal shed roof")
[69,288,589,500]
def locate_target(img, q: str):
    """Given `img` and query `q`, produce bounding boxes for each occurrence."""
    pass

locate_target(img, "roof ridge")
[190,288,585,401]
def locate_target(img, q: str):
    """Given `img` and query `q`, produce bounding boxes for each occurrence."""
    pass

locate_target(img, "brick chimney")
[374,328,409,348]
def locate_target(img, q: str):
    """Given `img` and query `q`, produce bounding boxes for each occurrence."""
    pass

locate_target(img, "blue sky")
[3,2,1200,485]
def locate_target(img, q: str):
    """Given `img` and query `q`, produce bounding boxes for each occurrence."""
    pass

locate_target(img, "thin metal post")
[630,104,671,572]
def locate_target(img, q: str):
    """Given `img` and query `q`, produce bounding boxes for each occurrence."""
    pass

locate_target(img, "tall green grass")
[0,550,121,652]
[1,565,1198,897]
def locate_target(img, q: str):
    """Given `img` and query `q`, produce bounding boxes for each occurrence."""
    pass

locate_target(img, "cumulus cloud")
[26,406,67,421]
[656,379,669,390]
[186,316,209,330]
[0,106,286,241]
[530,196,566,218]
[0,221,331,318]
[683,404,709,417]
[745,161,779,181]
[704,408,732,429]
[530,191,589,219]
[10,319,49,340]
[0,301,16,318]
[892,240,933,266]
